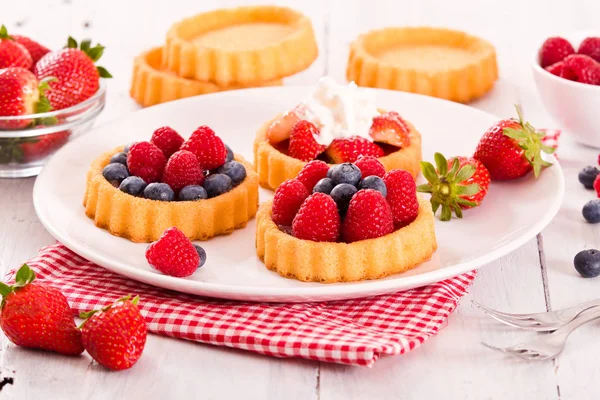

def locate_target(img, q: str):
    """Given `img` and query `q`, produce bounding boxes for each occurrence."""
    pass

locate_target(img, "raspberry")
[563,54,600,85]
[578,37,600,63]
[127,141,167,183]
[297,160,330,191]
[145,227,200,277]
[342,189,394,243]
[180,126,227,170]
[539,37,575,68]
[384,169,419,227]
[151,126,184,158]
[354,155,386,178]
[325,137,384,163]
[288,120,326,161]
[272,179,309,226]
[292,193,341,242]
[594,174,600,198]
[162,150,205,193]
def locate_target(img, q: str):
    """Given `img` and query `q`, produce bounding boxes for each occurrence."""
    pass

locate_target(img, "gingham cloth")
[6,244,476,367]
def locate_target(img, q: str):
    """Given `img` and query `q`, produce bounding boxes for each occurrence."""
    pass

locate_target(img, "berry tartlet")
[83,125,259,242]
[254,77,422,190]
[255,158,437,282]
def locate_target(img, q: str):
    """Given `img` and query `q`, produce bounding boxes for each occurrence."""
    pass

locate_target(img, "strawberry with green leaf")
[0,25,32,69]
[418,152,490,221]
[33,37,112,110]
[0,264,84,355]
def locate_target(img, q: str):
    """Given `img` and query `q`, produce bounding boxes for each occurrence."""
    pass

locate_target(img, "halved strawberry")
[288,120,326,161]
[369,111,411,148]
[325,137,384,163]
[267,105,304,144]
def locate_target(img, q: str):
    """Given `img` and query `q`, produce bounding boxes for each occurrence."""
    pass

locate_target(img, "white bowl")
[532,31,600,148]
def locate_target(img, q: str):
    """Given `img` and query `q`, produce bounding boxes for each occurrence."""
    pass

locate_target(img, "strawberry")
[21,130,71,162]
[296,160,330,191]
[150,126,184,158]
[562,54,600,85]
[369,111,411,148]
[127,141,167,183]
[180,125,227,170]
[34,37,111,110]
[162,150,205,193]
[267,105,303,144]
[539,37,575,68]
[80,295,147,370]
[272,179,309,226]
[292,193,341,242]
[12,35,50,66]
[288,120,326,161]
[417,153,489,221]
[594,175,600,198]
[0,26,32,69]
[0,264,84,355]
[473,106,554,180]
[326,137,384,163]
[578,37,600,63]
[354,155,386,178]
[384,169,419,227]
[146,227,200,277]
[342,189,394,243]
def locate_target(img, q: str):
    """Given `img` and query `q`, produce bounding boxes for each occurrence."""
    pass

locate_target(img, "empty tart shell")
[347,27,498,103]
[164,6,318,85]
[253,114,422,191]
[256,197,437,283]
[130,47,283,107]
[83,146,259,243]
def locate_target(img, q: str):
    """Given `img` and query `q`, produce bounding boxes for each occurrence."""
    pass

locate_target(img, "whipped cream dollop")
[296,77,379,146]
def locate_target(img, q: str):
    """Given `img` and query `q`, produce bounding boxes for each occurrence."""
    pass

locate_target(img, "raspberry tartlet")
[83,125,259,242]
[254,77,422,190]
[255,159,437,282]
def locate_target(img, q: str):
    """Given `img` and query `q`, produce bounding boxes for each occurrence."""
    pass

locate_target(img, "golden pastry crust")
[256,197,437,283]
[83,147,259,243]
[164,6,318,85]
[130,47,282,107]
[347,27,498,103]
[253,115,422,191]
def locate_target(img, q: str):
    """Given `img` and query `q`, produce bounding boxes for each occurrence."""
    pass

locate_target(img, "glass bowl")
[0,81,106,178]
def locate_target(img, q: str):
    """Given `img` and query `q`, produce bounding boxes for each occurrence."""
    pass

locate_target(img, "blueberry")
[578,166,599,189]
[330,183,358,214]
[217,161,246,186]
[313,177,335,194]
[582,199,600,223]
[102,163,129,186]
[194,244,207,268]
[225,144,234,163]
[326,167,334,178]
[143,183,175,201]
[178,185,208,201]
[359,176,387,197]
[574,249,600,278]
[204,173,233,198]
[330,163,361,186]
[119,176,147,197]
[110,152,128,166]
[123,142,136,154]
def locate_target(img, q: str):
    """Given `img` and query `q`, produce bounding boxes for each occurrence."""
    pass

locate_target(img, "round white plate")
[33,87,564,302]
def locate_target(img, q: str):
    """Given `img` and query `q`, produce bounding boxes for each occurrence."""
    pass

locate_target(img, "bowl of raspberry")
[0,28,109,178]
[533,31,600,148]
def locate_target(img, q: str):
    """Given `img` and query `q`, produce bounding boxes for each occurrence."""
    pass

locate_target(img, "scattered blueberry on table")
[574,249,600,278]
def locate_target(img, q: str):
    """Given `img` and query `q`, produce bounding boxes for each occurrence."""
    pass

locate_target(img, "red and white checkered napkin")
[7,244,476,367]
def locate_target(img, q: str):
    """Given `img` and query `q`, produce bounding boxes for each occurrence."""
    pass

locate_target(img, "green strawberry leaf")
[455,183,480,196]
[455,164,475,183]
[86,45,104,62]
[14,264,35,288]
[80,39,92,52]
[448,158,460,178]
[0,283,12,297]
[420,161,439,184]
[416,184,433,193]
[66,36,78,49]
[434,152,448,176]
[97,66,113,78]
[0,25,11,40]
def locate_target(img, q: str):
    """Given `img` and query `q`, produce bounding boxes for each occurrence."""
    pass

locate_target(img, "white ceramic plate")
[33,87,564,302]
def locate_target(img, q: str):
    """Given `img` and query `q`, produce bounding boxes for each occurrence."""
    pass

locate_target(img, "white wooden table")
[2,0,600,398]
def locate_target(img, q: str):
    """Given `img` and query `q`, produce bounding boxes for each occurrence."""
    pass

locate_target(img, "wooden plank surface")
[1,0,597,398]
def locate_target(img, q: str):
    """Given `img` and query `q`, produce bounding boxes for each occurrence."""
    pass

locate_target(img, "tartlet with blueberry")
[255,157,437,283]
[254,77,422,190]
[83,125,259,242]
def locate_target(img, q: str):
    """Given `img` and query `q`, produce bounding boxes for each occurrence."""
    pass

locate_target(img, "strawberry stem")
[0,25,13,40]
[0,264,36,306]
[63,36,113,79]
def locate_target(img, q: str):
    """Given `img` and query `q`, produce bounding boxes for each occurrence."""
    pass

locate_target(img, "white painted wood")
[1,0,597,398]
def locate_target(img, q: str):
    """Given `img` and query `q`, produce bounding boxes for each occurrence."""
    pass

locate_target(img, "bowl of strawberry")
[533,32,600,148]
[0,26,110,178]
